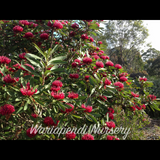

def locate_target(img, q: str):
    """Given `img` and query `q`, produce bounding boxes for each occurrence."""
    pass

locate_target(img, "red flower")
[105,61,114,66]
[81,34,88,40]
[71,62,77,68]
[106,135,114,140]
[82,133,94,140]
[61,103,74,113]
[100,55,108,60]
[93,55,100,60]
[24,32,34,38]
[119,76,128,82]
[89,37,94,42]
[106,112,114,119]
[71,23,79,28]
[50,86,61,92]
[141,104,146,109]
[69,31,76,37]
[139,77,147,81]
[148,94,156,101]
[19,20,29,26]
[106,121,116,129]
[66,131,76,140]
[114,82,124,89]
[26,127,37,138]
[40,33,49,40]
[114,64,122,69]
[0,56,11,64]
[31,113,38,118]
[108,107,114,113]
[43,117,54,126]
[119,72,128,77]
[135,105,142,110]
[85,75,90,81]
[131,106,136,111]
[96,61,104,68]
[68,92,78,99]
[131,92,139,97]
[69,73,79,79]
[51,92,65,99]
[99,95,107,101]
[81,104,92,113]
[3,74,19,83]
[20,82,37,96]
[52,80,63,87]
[0,104,15,115]
[74,59,81,64]
[0,70,3,76]
[83,57,92,64]
[24,64,35,70]
[104,78,111,85]
[48,20,63,29]
[19,53,27,59]
[98,41,102,44]
[13,25,23,33]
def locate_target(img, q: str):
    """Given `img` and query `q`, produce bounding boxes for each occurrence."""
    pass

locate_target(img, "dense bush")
[0,20,159,140]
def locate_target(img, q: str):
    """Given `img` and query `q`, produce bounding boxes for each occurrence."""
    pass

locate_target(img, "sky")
[100,20,160,52]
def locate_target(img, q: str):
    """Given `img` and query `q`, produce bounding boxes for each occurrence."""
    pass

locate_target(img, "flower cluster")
[3,74,19,83]
[0,104,15,115]
[81,104,92,113]
[68,92,78,99]
[0,56,11,64]
[20,82,37,96]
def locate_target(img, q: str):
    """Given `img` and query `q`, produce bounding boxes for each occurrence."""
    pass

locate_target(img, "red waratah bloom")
[0,56,11,64]
[61,103,74,113]
[114,64,122,69]
[68,92,78,99]
[81,34,88,40]
[19,53,27,59]
[83,57,92,64]
[3,74,19,83]
[108,107,114,113]
[114,82,124,89]
[106,112,114,119]
[82,133,94,140]
[81,104,92,113]
[104,78,111,85]
[66,131,76,140]
[96,61,104,68]
[93,55,100,60]
[19,20,29,26]
[71,23,79,28]
[50,86,61,92]
[99,95,107,101]
[52,80,63,87]
[131,106,136,111]
[69,31,76,37]
[106,135,114,140]
[100,55,108,60]
[135,105,142,110]
[106,121,116,129]
[85,75,90,81]
[119,72,128,77]
[98,41,102,44]
[148,94,156,101]
[71,62,77,68]
[0,104,15,115]
[69,73,79,79]
[43,117,54,126]
[89,37,94,42]
[31,113,38,118]
[51,92,65,99]
[47,20,63,29]
[119,76,128,82]
[131,92,139,97]
[141,104,146,109]
[105,61,114,66]
[13,25,23,32]
[95,47,100,51]
[28,22,38,28]
[20,82,37,96]
[40,33,49,40]
[26,127,37,138]
[139,77,147,81]
[24,32,34,38]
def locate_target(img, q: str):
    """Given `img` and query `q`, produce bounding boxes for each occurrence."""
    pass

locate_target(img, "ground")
[139,117,160,140]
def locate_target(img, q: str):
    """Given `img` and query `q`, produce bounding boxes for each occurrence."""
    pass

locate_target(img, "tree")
[102,20,149,67]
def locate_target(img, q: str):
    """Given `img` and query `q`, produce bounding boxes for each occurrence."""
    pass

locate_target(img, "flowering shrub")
[0,20,159,140]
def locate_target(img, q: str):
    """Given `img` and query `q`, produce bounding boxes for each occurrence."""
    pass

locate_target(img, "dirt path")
[139,118,160,140]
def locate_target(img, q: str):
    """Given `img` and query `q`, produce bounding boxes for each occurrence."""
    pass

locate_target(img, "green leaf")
[16,107,23,114]
[89,76,97,86]
[33,43,46,59]
[58,102,65,111]
[25,55,42,68]
[89,113,101,117]
[50,68,66,72]
[48,60,67,65]
[71,114,82,119]
[47,45,59,58]
[24,101,28,110]
[48,55,67,65]
[88,114,97,123]
[13,69,21,78]
[145,81,153,87]
[25,53,42,60]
